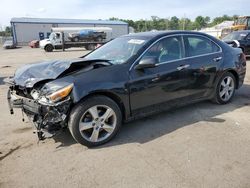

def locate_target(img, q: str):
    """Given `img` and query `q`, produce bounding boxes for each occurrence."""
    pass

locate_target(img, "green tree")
[5,26,11,34]
[169,16,179,30]
[194,16,207,30]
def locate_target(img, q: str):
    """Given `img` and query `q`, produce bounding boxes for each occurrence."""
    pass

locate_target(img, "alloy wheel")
[79,105,117,143]
[219,76,235,102]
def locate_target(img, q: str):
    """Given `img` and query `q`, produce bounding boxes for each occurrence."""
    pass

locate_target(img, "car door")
[183,35,223,99]
[244,34,250,55]
[128,35,192,115]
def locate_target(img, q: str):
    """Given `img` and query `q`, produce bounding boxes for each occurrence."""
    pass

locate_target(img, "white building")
[10,17,129,45]
[200,21,234,38]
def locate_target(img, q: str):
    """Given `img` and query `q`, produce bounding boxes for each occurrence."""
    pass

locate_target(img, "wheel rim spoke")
[225,91,230,100]
[220,89,227,97]
[228,86,234,91]
[79,122,93,131]
[102,108,114,121]
[88,106,99,119]
[102,123,115,133]
[221,80,226,87]
[226,77,232,86]
[90,128,100,142]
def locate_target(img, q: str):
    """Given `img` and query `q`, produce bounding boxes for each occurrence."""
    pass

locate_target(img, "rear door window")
[185,36,220,57]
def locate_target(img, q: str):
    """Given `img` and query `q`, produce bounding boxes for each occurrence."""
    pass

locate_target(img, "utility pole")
[183,14,186,30]
[165,17,169,30]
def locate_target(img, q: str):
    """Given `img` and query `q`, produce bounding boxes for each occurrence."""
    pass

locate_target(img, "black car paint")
[6,31,246,138]
[43,31,245,118]
[223,31,250,55]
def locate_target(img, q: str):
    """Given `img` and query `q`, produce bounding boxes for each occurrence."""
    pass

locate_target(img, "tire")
[45,44,53,52]
[68,96,122,147]
[73,37,79,42]
[213,72,236,104]
[96,36,102,42]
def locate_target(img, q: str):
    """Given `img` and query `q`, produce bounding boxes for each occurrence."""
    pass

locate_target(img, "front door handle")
[213,57,222,62]
[177,64,190,71]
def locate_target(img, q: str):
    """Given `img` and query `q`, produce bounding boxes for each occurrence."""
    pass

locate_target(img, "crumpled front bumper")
[7,89,39,115]
[7,89,71,140]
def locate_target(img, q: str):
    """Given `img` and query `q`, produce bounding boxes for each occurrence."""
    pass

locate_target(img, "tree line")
[0,15,239,37]
[110,15,238,32]
[0,26,11,36]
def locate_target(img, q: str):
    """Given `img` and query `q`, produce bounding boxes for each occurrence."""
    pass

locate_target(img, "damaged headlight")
[47,84,73,102]
[38,83,73,104]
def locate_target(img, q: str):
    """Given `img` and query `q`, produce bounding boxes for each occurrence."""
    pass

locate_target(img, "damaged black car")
[5,31,246,147]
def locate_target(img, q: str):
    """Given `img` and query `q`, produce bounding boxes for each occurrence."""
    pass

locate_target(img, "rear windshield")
[223,32,247,41]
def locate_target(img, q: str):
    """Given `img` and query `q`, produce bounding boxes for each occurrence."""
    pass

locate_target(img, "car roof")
[124,30,212,39]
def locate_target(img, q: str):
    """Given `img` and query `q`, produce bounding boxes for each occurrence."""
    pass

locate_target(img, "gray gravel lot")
[0,47,250,188]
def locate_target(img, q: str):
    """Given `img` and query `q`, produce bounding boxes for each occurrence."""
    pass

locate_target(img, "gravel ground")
[0,47,250,188]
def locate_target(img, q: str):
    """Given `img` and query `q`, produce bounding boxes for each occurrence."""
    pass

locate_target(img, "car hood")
[7,58,111,88]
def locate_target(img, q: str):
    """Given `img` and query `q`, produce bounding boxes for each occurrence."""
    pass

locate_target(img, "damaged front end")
[6,78,73,141]
[5,58,112,141]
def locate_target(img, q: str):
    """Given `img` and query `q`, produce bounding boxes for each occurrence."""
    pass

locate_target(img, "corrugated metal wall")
[13,22,128,45]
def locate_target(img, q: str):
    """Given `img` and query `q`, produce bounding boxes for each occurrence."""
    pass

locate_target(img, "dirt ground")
[0,47,250,188]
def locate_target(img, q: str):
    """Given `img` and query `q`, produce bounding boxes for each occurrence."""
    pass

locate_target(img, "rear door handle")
[177,64,190,71]
[213,57,222,62]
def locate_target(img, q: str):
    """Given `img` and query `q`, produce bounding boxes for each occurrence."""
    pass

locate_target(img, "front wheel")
[44,44,53,52]
[68,96,122,147]
[213,72,236,104]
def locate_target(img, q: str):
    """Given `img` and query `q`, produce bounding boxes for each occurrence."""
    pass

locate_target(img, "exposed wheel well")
[75,92,126,120]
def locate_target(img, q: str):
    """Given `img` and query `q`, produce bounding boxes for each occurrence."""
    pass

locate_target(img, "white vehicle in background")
[39,27,112,52]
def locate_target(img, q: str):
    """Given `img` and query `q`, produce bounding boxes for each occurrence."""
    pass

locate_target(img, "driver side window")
[142,36,183,63]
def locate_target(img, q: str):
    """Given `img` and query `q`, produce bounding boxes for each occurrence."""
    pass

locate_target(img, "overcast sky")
[0,0,248,28]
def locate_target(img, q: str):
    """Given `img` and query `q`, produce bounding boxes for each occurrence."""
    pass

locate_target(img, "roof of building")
[10,17,128,25]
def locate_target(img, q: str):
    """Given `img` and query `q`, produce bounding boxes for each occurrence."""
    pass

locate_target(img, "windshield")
[223,32,247,41]
[84,37,149,65]
[49,33,56,41]
[235,17,247,25]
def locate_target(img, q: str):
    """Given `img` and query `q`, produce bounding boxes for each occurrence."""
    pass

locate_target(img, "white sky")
[0,0,248,29]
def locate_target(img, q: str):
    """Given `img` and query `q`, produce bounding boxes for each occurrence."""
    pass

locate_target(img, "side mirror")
[135,57,158,70]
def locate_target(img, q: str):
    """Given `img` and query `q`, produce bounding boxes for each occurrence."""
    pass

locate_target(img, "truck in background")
[39,27,112,52]
[68,29,106,42]
[221,16,250,38]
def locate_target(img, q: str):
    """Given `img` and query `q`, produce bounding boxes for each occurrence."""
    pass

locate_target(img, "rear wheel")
[68,96,122,147]
[73,37,79,42]
[96,36,103,42]
[45,44,53,52]
[213,72,236,104]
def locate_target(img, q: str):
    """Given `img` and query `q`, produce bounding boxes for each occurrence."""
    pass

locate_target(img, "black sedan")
[5,31,246,147]
[222,30,250,56]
